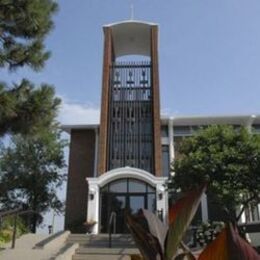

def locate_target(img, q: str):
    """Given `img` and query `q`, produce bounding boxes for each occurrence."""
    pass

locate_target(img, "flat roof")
[164,114,260,126]
[62,124,98,134]
[62,114,260,134]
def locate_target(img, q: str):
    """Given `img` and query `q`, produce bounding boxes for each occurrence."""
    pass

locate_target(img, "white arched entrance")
[86,167,167,234]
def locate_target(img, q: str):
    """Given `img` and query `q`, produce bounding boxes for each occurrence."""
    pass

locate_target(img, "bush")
[0,216,28,246]
[195,221,225,246]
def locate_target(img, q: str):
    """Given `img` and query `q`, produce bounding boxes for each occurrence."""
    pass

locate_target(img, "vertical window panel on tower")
[107,61,154,173]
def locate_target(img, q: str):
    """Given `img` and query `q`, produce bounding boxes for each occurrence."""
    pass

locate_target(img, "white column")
[201,193,208,222]
[94,128,99,177]
[168,118,174,162]
[246,114,256,132]
[156,184,168,224]
[239,204,246,223]
[87,181,99,234]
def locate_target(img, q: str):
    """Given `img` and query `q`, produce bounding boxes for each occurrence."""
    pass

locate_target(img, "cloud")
[161,107,180,117]
[58,97,100,125]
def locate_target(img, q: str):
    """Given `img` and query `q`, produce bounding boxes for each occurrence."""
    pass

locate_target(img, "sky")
[1,0,260,233]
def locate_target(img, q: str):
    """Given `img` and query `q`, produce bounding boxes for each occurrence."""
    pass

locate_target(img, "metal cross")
[130,4,134,20]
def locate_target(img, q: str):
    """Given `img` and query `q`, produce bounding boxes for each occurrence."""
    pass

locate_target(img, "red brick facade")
[64,129,96,233]
[98,28,113,175]
[151,26,163,177]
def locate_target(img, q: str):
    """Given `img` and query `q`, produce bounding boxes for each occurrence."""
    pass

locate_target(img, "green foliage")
[169,125,260,221]
[0,79,61,137]
[0,0,58,71]
[0,0,63,235]
[0,216,28,245]
[0,128,66,232]
[0,0,59,137]
[195,221,225,246]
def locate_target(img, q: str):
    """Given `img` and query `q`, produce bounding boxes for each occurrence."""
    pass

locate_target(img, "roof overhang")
[61,115,260,134]
[104,20,158,58]
[62,124,98,134]
[161,114,260,126]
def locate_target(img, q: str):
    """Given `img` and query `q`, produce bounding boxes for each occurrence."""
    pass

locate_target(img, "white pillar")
[246,114,256,132]
[86,180,99,234]
[94,128,99,177]
[168,118,174,163]
[201,193,208,222]
[156,184,168,224]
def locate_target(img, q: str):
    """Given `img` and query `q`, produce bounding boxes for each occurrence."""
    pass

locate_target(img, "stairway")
[67,234,140,260]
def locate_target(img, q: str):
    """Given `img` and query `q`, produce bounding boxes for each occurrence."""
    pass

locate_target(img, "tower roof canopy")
[104,20,158,58]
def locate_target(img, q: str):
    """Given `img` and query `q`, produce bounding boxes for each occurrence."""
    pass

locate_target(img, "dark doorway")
[100,178,156,233]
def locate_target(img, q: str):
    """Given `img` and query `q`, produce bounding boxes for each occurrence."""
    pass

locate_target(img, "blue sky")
[2,0,260,232]
[2,0,260,121]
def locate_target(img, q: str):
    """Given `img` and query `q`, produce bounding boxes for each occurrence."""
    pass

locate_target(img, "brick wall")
[64,129,96,233]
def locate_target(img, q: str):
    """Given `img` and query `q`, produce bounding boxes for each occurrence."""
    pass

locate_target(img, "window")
[245,202,260,222]
[252,124,260,134]
[162,145,170,177]
[161,125,168,137]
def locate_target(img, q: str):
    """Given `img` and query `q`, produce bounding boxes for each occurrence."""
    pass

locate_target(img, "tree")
[0,0,58,71]
[0,79,61,137]
[0,0,59,137]
[0,129,66,233]
[169,125,260,223]
[0,0,64,232]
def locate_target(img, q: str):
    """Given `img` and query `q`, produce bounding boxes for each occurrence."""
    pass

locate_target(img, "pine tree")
[0,0,59,136]
[0,0,58,71]
[0,79,61,136]
[0,1,65,232]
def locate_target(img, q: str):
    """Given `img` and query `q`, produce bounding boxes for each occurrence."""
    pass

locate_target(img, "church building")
[63,20,260,234]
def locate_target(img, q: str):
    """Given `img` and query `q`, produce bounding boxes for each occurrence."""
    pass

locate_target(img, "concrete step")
[72,254,131,260]
[67,240,136,248]
[68,234,132,241]
[67,234,135,246]
[68,233,139,260]
[76,247,139,255]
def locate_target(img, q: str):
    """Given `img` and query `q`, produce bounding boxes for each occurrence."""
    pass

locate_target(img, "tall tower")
[98,21,162,176]
[64,20,168,234]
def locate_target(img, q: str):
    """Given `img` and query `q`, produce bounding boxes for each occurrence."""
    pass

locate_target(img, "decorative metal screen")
[107,61,153,173]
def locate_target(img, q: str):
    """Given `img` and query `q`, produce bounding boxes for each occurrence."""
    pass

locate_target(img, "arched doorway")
[100,178,156,233]
[87,167,168,234]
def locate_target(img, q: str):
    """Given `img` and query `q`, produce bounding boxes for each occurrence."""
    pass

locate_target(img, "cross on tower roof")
[130,4,134,20]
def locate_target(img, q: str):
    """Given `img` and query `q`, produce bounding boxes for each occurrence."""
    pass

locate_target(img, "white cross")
[130,4,134,20]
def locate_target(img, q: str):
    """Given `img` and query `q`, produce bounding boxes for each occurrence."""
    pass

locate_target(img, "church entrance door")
[100,178,156,233]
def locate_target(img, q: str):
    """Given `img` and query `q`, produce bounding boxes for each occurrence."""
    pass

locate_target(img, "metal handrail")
[0,207,23,218]
[0,207,38,249]
[108,211,116,248]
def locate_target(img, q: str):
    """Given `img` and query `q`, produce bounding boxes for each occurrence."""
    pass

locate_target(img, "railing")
[0,207,38,249]
[108,211,117,248]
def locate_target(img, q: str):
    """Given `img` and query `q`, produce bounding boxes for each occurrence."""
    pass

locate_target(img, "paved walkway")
[0,233,61,260]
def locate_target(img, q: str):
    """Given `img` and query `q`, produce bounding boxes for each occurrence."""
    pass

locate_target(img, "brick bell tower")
[98,21,162,177]
[64,20,167,234]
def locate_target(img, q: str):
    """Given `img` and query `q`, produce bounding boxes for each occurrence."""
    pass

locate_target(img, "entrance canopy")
[86,167,168,234]
[88,167,165,188]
